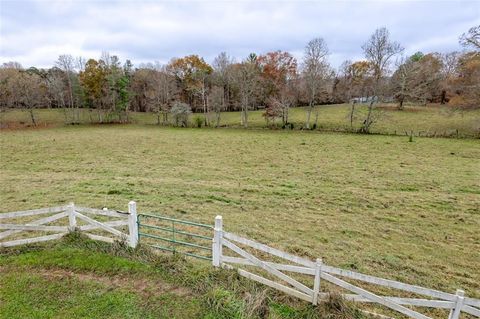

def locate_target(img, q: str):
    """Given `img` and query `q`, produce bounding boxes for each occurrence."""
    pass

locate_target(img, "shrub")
[170,101,192,127]
[194,116,203,128]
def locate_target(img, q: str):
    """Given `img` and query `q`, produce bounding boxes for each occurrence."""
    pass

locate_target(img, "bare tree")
[459,25,480,51]
[279,77,298,126]
[231,57,259,128]
[212,52,234,111]
[392,55,414,109]
[209,86,225,127]
[193,69,211,126]
[55,54,77,123]
[442,52,460,77]
[0,62,23,111]
[440,51,460,104]
[47,67,68,108]
[19,71,47,125]
[264,88,295,127]
[302,38,329,129]
[76,56,87,72]
[151,63,178,125]
[360,27,403,133]
[391,54,442,109]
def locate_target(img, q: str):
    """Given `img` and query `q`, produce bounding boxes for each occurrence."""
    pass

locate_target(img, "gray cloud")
[1,0,479,69]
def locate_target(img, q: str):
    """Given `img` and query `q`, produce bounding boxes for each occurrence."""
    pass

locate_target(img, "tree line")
[0,26,478,132]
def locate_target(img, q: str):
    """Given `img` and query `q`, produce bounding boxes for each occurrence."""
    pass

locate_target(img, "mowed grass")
[0,125,479,300]
[2,103,479,137]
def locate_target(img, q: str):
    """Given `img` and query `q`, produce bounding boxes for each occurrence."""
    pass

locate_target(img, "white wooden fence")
[1,204,479,319]
[212,216,480,319]
[0,202,138,248]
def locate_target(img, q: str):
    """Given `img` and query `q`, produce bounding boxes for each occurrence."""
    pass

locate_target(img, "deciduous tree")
[449,52,480,109]
[169,55,213,123]
[360,27,403,133]
[149,64,178,125]
[257,50,298,126]
[19,70,48,125]
[392,53,442,109]
[79,59,107,121]
[55,54,78,123]
[459,25,480,51]
[231,56,260,128]
[302,38,330,129]
[209,85,225,127]
[212,52,234,111]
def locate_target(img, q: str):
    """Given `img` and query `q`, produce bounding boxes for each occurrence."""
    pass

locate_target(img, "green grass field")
[1,104,479,137]
[1,124,479,304]
[2,234,354,319]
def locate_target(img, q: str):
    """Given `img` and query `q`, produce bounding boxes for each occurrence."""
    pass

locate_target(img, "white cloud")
[0,0,478,69]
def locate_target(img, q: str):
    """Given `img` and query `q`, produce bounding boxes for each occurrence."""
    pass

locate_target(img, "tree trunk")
[349,101,355,130]
[314,106,319,129]
[242,96,249,128]
[29,109,36,126]
[243,107,248,128]
[361,100,375,133]
[75,107,80,124]
[203,90,208,126]
[361,77,380,133]
[66,74,74,124]
[305,103,313,129]
[216,111,221,127]
[440,90,446,104]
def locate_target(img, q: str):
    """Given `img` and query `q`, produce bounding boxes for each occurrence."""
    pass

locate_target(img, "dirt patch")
[33,268,191,297]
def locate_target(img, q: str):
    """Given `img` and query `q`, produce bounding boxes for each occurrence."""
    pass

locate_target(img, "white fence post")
[212,215,223,267]
[67,202,76,231]
[127,201,138,248]
[312,258,322,305]
[448,289,465,319]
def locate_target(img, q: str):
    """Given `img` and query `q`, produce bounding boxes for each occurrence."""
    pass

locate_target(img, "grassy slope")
[0,125,478,299]
[0,234,362,319]
[1,104,479,137]
[0,245,204,319]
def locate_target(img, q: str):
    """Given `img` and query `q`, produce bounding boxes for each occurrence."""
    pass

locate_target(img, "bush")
[194,116,203,128]
[170,101,192,127]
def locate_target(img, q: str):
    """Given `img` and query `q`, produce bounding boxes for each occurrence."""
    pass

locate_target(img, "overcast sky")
[0,0,479,69]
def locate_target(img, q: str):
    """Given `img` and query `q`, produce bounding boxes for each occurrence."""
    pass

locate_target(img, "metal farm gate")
[137,213,213,261]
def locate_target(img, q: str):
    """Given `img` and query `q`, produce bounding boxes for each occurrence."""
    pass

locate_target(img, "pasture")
[1,124,479,302]
[1,104,480,138]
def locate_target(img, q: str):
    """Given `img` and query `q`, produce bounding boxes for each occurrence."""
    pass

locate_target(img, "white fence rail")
[0,202,138,248]
[212,215,480,319]
[1,205,478,319]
